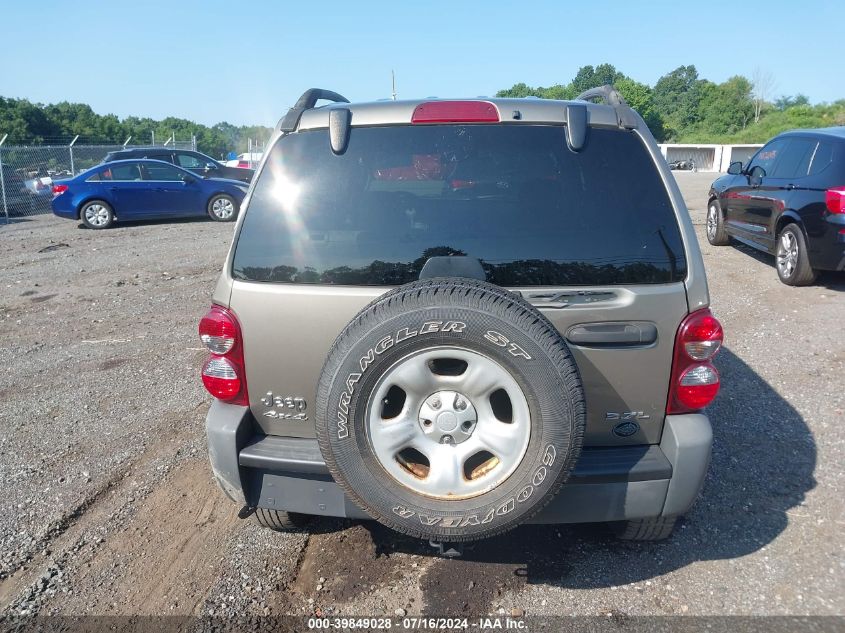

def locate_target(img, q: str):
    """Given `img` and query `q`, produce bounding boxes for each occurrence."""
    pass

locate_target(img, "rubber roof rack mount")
[575,85,627,106]
[278,88,350,133]
[575,85,638,130]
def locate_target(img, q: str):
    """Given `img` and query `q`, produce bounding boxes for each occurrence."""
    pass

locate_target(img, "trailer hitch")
[429,540,464,558]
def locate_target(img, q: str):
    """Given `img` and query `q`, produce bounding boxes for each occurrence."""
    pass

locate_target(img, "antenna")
[391,70,397,101]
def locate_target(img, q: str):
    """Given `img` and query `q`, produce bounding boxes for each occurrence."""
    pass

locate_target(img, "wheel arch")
[707,196,724,217]
[775,210,806,238]
[207,189,239,202]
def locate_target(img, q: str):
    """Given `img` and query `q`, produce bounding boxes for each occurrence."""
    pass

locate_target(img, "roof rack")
[575,85,627,106]
[278,88,350,132]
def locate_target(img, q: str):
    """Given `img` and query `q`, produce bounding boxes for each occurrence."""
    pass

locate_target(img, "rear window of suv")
[232,124,686,286]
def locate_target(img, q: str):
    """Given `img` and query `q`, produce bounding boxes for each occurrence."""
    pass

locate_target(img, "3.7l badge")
[261,391,308,420]
[605,411,650,421]
[605,411,648,438]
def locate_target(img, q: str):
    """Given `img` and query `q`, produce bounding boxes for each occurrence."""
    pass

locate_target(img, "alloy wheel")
[84,204,110,227]
[211,197,235,220]
[776,231,799,278]
[706,204,718,240]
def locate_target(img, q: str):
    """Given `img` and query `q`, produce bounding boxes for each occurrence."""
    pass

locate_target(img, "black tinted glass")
[144,163,183,181]
[749,138,788,175]
[102,163,141,181]
[233,125,686,286]
[808,141,834,176]
[770,138,817,178]
[177,153,205,168]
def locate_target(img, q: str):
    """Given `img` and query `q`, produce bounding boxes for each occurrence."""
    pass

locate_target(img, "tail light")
[667,308,723,414]
[52,184,68,196]
[237,161,250,169]
[825,187,845,213]
[199,305,248,405]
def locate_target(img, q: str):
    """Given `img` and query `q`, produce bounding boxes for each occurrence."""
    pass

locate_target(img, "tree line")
[0,97,273,158]
[497,64,845,143]
[3,65,843,153]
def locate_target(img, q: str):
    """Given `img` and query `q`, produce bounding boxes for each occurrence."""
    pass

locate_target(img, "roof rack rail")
[575,85,627,106]
[278,88,350,132]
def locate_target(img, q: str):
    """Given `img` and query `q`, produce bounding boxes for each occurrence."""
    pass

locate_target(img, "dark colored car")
[51,159,248,229]
[707,127,845,285]
[103,147,255,183]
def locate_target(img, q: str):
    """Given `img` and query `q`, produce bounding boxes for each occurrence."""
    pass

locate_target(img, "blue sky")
[1,0,841,127]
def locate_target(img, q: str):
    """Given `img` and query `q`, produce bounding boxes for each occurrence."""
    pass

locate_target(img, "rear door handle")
[566,322,658,347]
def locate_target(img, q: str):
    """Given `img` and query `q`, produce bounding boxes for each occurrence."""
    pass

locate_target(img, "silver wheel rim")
[366,347,531,500]
[706,204,718,239]
[84,204,109,227]
[211,197,234,219]
[777,231,798,277]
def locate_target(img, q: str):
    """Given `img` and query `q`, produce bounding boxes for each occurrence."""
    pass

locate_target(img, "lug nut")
[422,419,433,427]
[430,397,441,410]
[455,397,467,411]
[441,435,453,445]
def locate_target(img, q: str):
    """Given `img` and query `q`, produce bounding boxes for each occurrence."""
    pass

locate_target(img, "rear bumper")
[50,197,76,219]
[809,215,845,271]
[206,400,712,524]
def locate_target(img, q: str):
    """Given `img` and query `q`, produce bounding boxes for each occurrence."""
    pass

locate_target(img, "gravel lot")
[0,172,843,620]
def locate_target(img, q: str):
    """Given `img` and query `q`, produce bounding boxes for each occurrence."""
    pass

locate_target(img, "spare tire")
[316,278,585,542]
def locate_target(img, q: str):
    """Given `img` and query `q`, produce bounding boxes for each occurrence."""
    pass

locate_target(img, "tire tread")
[614,515,678,541]
[254,508,310,531]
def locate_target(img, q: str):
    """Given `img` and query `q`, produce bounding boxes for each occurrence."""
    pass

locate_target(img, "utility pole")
[391,70,397,101]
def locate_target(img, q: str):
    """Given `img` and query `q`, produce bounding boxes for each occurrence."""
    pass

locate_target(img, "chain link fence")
[1,135,197,221]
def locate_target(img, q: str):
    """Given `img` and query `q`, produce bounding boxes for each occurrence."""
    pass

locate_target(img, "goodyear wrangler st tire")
[316,278,586,542]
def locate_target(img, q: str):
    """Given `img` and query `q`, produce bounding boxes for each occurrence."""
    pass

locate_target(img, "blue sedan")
[51,159,249,229]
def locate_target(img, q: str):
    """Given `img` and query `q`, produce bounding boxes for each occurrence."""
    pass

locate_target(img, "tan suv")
[199,87,722,546]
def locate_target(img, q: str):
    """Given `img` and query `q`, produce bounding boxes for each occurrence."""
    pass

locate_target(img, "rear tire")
[316,277,586,542]
[706,200,730,245]
[254,508,311,531]
[776,224,817,286]
[80,200,114,230]
[613,515,678,541]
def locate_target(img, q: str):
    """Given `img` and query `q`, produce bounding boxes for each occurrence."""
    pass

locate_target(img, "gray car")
[199,87,722,546]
